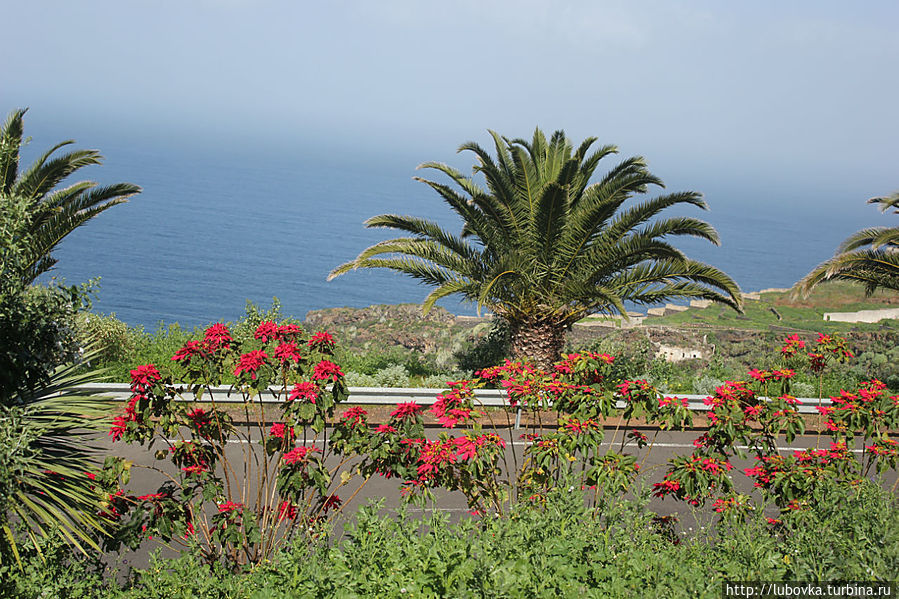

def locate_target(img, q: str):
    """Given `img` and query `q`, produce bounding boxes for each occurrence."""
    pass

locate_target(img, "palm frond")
[798,194,899,297]
[0,108,28,195]
[797,248,899,296]
[837,226,899,252]
[2,357,114,562]
[869,192,899,214]
[14,149,101,202]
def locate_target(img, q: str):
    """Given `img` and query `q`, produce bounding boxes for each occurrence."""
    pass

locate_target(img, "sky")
[1,0,896,200]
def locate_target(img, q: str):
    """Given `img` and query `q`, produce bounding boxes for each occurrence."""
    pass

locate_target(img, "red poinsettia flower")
[254,321,279,343]
[390,402,423,420]
[234,350,269,379]
[312,359,343,382]
[288,381,318,403]
[274,342,302,365]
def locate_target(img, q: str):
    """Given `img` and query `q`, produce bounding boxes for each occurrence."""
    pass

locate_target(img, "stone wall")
[823,308,899,323]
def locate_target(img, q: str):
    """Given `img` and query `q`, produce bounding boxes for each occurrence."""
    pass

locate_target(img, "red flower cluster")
[807,352,826,373]
[781,334,806,357]
[204,323,232,352]
[308,331,335,353]
[234,350,269,379]
[288,381,318,403]
[779,394,801,405]
[743,404,764,419]
[652,479,680,497]
[282,445,319,465]
[321,494,342,514]
[254,321,279,343]
[698,456,733,475]
[186,407,212,438]
[109,411,137,441]
[431,382,478,428]
[269,422,295,441]
[553,351,614,377]
[278,500,297,520]
[172,340,205,364]
[415,434,506,479]
[253,321,304,344]
[866,438,898,457]
[617,379,655,402]
[563,417,602,435]
[182,465,208,476]
[659,396,688,409]
[111,364,162,440]
[172,324,234,363]
[312,359,343,382]
[711,495,748,513]
[217,501,243,513]
[274,341,302,365]
[340,407,368,428]
[748,368,795,382]
[390,402,423,420]
[129,364,161,394]
[477,359,538,382]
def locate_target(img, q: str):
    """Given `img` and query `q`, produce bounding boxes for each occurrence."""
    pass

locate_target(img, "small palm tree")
[1,359,111,566]
[796,193,899,296]
[0,108,141,284]
[330,128,742,367]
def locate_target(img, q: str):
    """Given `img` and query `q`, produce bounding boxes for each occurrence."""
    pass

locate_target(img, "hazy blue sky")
[2,0,897,197]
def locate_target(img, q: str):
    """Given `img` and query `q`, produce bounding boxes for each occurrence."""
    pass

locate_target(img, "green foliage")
[0,362,111,565]
[0,194,93,402]
[454,318,511,372]
[0,530,108,599]
[344,364,410,387]
[19,477,897,598]
[76,311,138,364]
[0,280,90,403]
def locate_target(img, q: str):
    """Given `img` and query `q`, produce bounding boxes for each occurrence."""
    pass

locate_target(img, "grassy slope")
[636,282,899,333]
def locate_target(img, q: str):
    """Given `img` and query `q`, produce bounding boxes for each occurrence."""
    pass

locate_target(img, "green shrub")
[693,374,724,395]
[0,196,93,403]
[90,477,899,598]
[0,530,109,599]
[454,318,511,372]
[76,312,137,364]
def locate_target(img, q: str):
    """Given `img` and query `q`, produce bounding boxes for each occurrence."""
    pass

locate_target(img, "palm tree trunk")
[508,319,566,370]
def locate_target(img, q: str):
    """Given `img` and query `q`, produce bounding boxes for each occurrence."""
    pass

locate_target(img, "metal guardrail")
[78,383,832,415]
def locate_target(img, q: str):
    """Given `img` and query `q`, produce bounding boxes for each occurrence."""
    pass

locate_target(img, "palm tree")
[0,108,141,284]
[796,193,899,296]
[1,358,111,566]
[330,129,742,367]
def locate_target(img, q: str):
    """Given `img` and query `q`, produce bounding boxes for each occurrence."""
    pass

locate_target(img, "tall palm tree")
[796,193,899,296]
[330,128,742,367]
[0,108,141,284]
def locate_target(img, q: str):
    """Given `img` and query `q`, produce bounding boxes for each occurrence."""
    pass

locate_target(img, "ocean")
[37,137,892,330]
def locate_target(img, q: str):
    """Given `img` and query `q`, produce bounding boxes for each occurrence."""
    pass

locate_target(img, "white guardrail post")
[77,383,833,429]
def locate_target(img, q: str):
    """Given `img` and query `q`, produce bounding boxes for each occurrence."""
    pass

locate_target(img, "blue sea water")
[36,138,893,330]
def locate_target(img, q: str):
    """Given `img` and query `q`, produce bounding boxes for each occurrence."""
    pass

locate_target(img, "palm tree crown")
[0,108,141,284]
[796,192,899,296]
[330,128,742,365]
